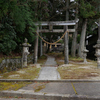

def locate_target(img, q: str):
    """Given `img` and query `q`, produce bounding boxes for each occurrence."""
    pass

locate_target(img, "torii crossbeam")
[35,19,79,33]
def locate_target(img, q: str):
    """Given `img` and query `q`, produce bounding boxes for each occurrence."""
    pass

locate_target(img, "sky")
[70,0,74,2]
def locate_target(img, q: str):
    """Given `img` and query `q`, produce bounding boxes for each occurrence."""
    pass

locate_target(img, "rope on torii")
[36,30,69,48]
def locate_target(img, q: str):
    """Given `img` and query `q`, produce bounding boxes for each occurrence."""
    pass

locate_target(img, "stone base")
[97,64,100,69]
[23,62,27,67]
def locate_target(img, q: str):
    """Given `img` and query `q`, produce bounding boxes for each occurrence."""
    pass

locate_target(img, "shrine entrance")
[34,19,79,64]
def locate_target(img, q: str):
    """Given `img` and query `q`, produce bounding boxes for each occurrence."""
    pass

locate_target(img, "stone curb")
[0,91,100,100]
[1,79,100,82]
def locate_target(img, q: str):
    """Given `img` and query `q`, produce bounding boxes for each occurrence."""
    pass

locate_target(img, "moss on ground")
[0,82,32,91]
[0,65,40,91]
[57,59,99,79]
[34,85,46,92]
[0,65,40,79]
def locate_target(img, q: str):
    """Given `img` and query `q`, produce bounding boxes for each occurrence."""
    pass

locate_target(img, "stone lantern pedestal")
[21,38,31,67]
[83,47,89,63]
[93,40,100,68]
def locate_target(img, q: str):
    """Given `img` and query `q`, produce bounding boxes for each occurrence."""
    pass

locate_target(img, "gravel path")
[44,56,57,65]
[37,56,60,80]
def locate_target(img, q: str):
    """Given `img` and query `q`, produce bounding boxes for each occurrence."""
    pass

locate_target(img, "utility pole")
[64,0,69,64]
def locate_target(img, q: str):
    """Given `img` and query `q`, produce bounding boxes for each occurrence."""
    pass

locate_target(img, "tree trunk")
[34,27,39,63]
[71,6,78,57]
[71,23,78,57]
[78,19,87,58]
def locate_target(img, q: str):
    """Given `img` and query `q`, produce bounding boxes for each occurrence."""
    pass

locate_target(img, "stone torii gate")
[34,19,79,64]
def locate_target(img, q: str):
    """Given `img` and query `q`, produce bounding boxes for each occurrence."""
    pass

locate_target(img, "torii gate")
[34,19,79,64]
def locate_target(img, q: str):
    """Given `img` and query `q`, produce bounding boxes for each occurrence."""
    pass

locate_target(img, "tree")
[0,0,37,54]
[71,2,78,57]
[77,0,100,58]
[0,0,17,54]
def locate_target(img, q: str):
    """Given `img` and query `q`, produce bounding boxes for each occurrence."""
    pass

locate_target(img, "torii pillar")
[34,27,39,64]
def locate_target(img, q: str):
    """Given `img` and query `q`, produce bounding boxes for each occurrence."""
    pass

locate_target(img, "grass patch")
[0,82,31,91]
[57,62,100,79]
[48,52,64,65]
[34,85,46,92]
[69,57,83,62]
[0,64,40,91]
[47,52,84,65]
[48,52,64,58]
[37,55,47,64]
[0,65,40,79]
[56,60,64,65]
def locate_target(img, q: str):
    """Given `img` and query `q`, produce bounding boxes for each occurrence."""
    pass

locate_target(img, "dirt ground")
[57,59,100,79]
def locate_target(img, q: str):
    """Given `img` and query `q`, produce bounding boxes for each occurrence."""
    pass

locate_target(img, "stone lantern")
[93,40,100,68]
[94,21,100,68]
[83,47,89,63]
[21,38,31,67]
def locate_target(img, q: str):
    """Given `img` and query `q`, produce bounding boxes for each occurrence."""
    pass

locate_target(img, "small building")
[86,28,98,60]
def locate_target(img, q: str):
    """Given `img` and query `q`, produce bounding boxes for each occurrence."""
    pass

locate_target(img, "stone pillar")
[82,47,89,63]
[22,38,31,67]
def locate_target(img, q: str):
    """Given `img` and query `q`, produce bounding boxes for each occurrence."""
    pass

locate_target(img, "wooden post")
[34,27,39,64]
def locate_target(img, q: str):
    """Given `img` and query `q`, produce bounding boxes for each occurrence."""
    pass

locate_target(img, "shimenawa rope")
[36,30,69,45]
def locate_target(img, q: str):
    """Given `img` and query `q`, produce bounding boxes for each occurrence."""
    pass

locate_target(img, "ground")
[1,53,100,99]
[0,63,41,91]
[0,52,100,92]
[48,52,100,79]
[0,54,47,91]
